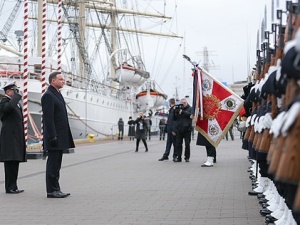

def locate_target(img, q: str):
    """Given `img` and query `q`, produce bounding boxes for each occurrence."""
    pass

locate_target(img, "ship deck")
[0,134,265,225]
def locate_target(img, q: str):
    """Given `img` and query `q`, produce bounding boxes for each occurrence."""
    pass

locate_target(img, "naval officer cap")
[3,82,19,92]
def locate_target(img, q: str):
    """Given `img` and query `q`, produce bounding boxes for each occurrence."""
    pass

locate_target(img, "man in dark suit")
[0,82,26,194]
[158,98,177,161]
[42,71,75,198]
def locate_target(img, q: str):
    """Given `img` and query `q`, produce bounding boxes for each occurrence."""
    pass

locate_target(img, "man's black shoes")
[158,157,169,161]
[47,191,70,198]
[6,189,24,194]
[174,158,182,162]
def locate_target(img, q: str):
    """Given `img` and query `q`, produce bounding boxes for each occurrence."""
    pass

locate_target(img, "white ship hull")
[0,1,178,142]
[0,77,135,140]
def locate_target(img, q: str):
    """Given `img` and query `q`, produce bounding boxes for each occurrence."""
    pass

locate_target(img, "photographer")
[173,98,193,162]
[134,112,148,152]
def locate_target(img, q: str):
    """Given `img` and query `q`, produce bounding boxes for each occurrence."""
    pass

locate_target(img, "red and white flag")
[192,67,244,147]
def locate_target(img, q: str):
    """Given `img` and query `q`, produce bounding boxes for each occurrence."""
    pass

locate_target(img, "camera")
[174,104,184,115]
[174,104,184,110]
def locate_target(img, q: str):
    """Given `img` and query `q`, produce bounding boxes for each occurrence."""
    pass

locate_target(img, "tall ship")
[0,0,181,141]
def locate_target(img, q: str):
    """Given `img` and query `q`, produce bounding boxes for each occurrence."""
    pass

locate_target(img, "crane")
[0,0,22,44]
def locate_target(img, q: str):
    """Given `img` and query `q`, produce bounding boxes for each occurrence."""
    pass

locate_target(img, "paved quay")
[0,135,265,225]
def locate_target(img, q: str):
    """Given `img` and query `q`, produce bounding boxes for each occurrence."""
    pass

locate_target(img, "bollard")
[88,133,95,142]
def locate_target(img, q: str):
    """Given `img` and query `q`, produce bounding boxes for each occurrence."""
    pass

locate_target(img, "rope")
[65,103,110,137]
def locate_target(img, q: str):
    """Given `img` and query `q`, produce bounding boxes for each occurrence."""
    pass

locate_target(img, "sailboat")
[0,0,181,141]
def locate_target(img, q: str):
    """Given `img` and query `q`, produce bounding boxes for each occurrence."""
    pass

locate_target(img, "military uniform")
[0,82,26,194]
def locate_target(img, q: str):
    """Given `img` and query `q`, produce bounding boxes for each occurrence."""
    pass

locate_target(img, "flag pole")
[183,54,203,120]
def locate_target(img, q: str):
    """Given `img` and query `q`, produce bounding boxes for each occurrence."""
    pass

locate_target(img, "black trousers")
[118,129,124,139]
[4,161,19,191]
[175,130,191,159]
[136,139,148,151]
[46,150,63,193]
[206,146,216,158]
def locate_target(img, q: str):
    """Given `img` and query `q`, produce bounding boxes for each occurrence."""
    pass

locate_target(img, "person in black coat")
[127,116,135,140]
[42,71,75,198]
[173,98,193,162]
[117,118,124,140]
[0,82,26,194]
[134,112,148,152]
[158,98,177,161]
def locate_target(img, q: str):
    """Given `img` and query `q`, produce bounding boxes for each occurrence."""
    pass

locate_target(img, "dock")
[0,135,265,225]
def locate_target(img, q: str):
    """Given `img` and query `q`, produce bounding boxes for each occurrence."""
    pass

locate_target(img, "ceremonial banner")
[193,67,244,147]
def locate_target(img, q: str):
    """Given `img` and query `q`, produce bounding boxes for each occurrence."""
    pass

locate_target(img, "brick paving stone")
[0,134,265,225]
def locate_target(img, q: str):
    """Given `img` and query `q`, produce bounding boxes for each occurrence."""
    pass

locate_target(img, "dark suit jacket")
[41,85,75,151]
[166,106,176,133]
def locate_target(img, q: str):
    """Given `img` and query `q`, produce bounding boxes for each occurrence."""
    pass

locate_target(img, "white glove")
[284,39,296,54]
[263,113,272,129]
[268,65,277,75]
[276,61,282,81]
[277,98,282,109]
[258,115,265,132]
[258,79,265,92]
[246,116,251,127]
[281,102,300,136]
[296,29,300,52]
[251,114,257,126]
[270,111,286,137]
[254,117,260,132]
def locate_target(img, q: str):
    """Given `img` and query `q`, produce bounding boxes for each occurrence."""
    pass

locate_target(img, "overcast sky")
[146,0,287,100]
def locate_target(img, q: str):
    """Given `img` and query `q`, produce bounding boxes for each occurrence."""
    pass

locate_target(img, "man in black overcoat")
[42,71,75,198]
[173,98,193,162]
[158,98,177,161]
[0,82,26,194]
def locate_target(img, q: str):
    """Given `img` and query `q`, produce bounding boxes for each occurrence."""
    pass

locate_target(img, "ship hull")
[0,78,135,140]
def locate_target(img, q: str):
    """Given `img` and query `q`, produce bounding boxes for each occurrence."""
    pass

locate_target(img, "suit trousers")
[175,130,191,160]
[163,132,176,159]
[46,150,63,193]
[4,161,19,191]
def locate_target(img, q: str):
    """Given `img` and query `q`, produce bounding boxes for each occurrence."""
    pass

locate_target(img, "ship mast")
[110,0,117,81]
[34,0,182,82]
[79,1,85,79]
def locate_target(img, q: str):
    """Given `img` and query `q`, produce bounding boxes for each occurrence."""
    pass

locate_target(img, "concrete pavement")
[0,134,265,225]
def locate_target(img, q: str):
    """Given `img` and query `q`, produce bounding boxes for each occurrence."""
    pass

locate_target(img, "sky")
[144,0,286,100]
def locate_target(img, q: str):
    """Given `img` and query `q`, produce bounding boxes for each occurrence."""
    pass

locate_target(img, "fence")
[111,124,243,140]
